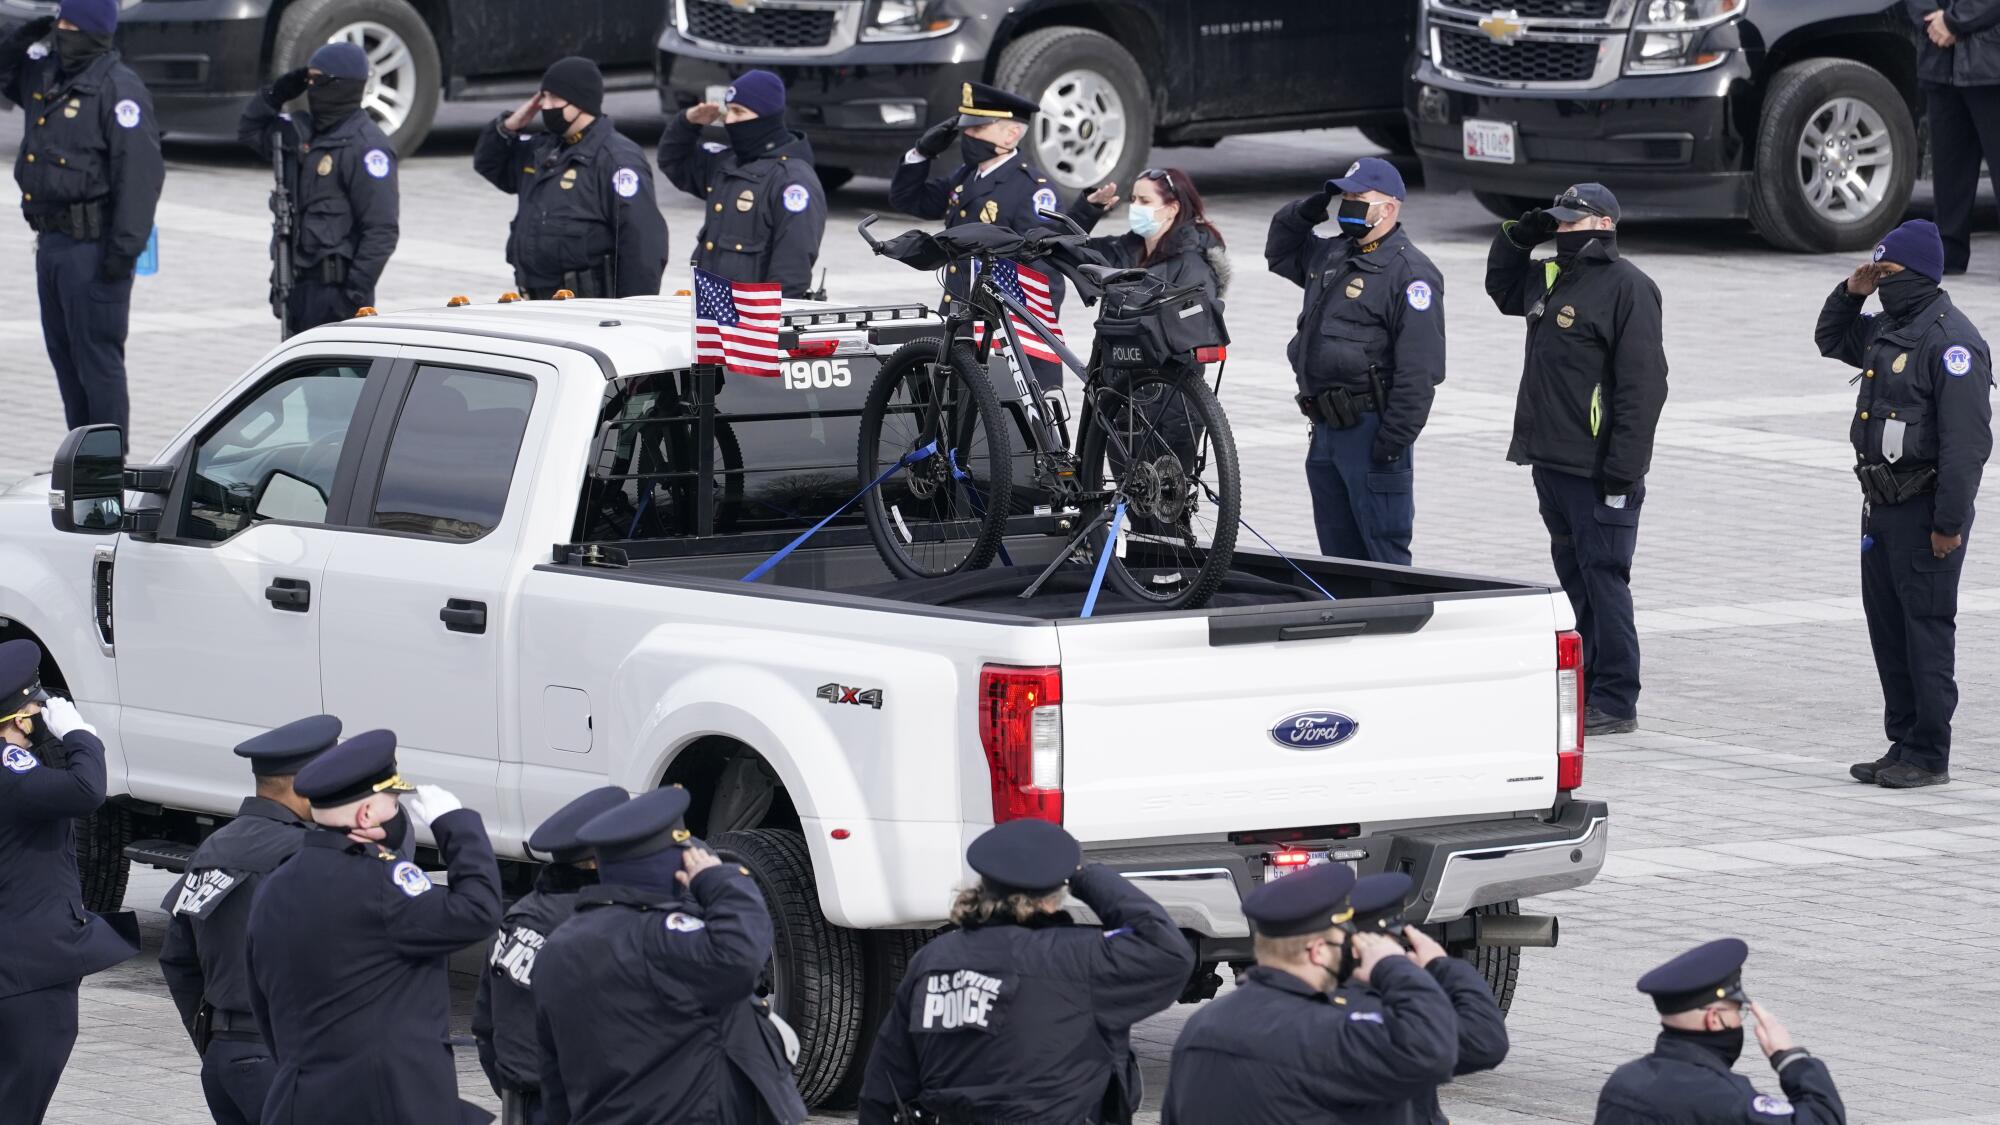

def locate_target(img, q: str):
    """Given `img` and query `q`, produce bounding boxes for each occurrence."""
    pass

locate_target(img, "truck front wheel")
[995,27,1153,196]
[1749,59,1915,253]
[78,803,134,916]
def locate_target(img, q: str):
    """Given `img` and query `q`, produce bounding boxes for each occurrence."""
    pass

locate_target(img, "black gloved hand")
[914,118,959,159]
[1512,208,1558,248]
[1300,183,1337,223]
[268,67,311,107]
[1371,439,1405,466]
[101,255,136,283]
[6,16,55,51]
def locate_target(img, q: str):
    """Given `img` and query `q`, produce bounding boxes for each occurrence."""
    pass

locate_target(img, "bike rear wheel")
[1076,365,1239,610]
[858,338,1015,580]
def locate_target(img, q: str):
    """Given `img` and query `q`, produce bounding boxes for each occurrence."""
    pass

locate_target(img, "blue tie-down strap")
[948,446,1012,568]
[1238,514,1336,601]
[1080,501,1126,619]
[742,440,938,583]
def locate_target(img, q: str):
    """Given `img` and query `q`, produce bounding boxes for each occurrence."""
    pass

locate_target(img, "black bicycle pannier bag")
[1095,276,1228,368]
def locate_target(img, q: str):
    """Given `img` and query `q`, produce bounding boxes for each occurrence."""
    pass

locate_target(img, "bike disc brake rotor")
[1125,455,1190,526]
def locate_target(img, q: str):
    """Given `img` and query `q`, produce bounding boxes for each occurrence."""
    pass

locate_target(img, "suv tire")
[995,27,1152,196]
[1749,59,1915,253]
[272,0,442,156]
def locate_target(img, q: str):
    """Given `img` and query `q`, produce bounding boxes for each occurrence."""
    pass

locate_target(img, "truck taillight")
[978,664,1063,824]
[1556,630,1584,791]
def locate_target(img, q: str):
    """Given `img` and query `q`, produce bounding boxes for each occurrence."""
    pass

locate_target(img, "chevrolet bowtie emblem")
[1480,10,1526,43]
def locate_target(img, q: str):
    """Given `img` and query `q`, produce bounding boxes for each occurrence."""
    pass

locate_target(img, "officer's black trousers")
[200,1036,276,1125]
[1305,413,1415,565]
[285,280,359,338]
[35,231,131,433]
[1862,494,1967,773]
[1925,82,2000,274]
[1534,467,1643,719]
[0,979,80,1124]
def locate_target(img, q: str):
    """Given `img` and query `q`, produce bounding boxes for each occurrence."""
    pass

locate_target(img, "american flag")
[971,258,1063,364]
[692,267,782,377]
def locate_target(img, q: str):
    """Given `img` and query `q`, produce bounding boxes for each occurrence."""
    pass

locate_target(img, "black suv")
[0,0,664,153]
[1408,0,1922,252]
[657,0,1417,194]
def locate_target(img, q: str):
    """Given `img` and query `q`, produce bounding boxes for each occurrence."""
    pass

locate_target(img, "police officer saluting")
[1816,219,1993,789]
[533,787,808,1125]
[474,786,629,1125]
[246,729,502,1125]
[158,715,341,1125]
[1162,864,1457,1125]
[1269,157,1446,565]
[860,819,1194,1125]
[474,56,668,300]
[1,0,163,433]
[0,639,137,1124]
[1596,939,1844,1124]
[659,69,826,299]
[239,43,399,335]
[1489,183,1668,736]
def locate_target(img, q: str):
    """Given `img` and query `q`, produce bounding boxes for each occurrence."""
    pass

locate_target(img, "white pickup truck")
[1,295,1607,1106]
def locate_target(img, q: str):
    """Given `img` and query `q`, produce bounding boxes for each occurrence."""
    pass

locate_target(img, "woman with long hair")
[1077,166,1230,301]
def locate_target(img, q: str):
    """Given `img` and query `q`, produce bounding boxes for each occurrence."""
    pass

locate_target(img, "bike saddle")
[1078,263,1150,286]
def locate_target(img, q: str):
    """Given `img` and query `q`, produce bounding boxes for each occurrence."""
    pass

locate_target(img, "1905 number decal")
[783,358,852,390]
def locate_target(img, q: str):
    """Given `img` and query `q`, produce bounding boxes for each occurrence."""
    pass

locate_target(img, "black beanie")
[540,56,604,117]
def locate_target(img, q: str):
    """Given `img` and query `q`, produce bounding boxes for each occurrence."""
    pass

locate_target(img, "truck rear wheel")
[714,828,865,1106]
[1749,59,1915,253]
[996,27,1152,196]
[272,0,443,156]
[78,803,134,916]
[1458,899,1521,1013]
[821,927,936,1108]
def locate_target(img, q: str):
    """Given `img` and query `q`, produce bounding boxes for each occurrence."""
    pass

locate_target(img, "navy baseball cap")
[967,819,1081,896]
[234,715,342,778]
[1637,938,1751,1014]
[529,786,632,864]
[294,729,414,808]
[1327,157,1406,201]
[1547,182,1621,223]
[1243,863,1358,938]
[576,786,694,864]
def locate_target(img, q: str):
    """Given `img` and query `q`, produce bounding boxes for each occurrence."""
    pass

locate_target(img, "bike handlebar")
[857,213,886,252]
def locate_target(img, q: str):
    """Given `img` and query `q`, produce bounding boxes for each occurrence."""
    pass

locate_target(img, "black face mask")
[1336,198,1377,240]
[377,810,411,854]
[1669,1025,1744,1067]
[56,28,113,75]
[1877,271,1939,321]
[307,79,366,125]
[1555,228,1611,259]
[960,132,1005,167]
[543,106,578,139]
[726,114,788,164]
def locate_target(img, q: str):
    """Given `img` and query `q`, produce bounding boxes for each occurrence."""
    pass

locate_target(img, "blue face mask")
[1127,203,1162,238]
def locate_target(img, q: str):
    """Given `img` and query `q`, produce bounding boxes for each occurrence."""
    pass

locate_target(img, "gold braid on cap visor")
[371,773,416,794]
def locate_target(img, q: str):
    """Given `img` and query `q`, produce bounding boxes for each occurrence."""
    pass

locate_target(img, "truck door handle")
[440,598,487,635]
[264,578,311,612]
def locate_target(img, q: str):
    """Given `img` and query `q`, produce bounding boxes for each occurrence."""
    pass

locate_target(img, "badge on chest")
[912,968,1009,1034]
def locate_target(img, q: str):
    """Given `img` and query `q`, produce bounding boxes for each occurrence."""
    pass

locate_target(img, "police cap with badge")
[957,81,1040,127]
[0,638,50,723]
[293,728,416,807]
[1637,937,1751,1014]
[576,785,698,862]
[530,786,630,864]
[1347,872,1414,938]
[234,714,342,778]
[967,818,1081,895]
[1243,862,1358,937]
[1326,156,1406,202]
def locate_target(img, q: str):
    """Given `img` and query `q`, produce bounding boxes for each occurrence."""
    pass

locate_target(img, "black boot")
[1849,755,1897,783]
[1584,706,1637,736]
[1876,762,1950,789]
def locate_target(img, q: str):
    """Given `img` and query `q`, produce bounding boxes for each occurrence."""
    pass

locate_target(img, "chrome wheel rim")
[1032,68,1127,191]
[330,21,417,136]
[1795,96,1894,225]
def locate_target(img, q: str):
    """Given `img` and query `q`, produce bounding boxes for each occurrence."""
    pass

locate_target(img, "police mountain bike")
[854,214,1240,611]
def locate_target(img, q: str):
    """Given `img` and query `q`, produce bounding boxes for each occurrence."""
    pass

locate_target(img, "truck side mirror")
[49,425,125,535]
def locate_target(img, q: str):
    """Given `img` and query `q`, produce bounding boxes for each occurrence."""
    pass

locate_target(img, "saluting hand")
[1401,925,1448,969]
[677,845,722,887]
[685,102,724,126]
[1749,1002,1796,1058]
[503,94,542,134]
[915,118,960,159]
[1086,181,1119,208]
[1846,262,1885,297]
[1350,932,1404,984]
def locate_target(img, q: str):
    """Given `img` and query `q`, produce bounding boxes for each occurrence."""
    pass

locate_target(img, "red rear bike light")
[787,338,839,358]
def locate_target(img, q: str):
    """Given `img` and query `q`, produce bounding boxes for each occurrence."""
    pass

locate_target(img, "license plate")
[1463,119,1518,164]
[1262,849,1362,883]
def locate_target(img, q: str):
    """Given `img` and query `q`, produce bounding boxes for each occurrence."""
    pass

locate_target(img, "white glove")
[401,784,463,830]
[39,697,95,739]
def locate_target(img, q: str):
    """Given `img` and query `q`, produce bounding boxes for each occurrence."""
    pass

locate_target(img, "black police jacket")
[534,867,808,1125]
[1488,229,1669,488]
[1161,958,1459,1125]
[1268,204,1447,455]
[239,95,400,302]
[473,866,590,1095]
[1076,212,1232,304]
[1911,0,2000,86]
[246,809,503,1125]
[158,796,313,1039]
[474,116,669,296]
[658,115,827,299]
[1,48,164,272]
[1815,282,1994,535]
[1594,1031,1846,1124]
[890,152,1087,310]
[858,865,1195,1125]
[0,729,137,999]
[1335,956,1508,1125]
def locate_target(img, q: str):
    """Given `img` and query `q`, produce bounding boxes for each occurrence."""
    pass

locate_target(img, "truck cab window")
[369,366,535,541]
[184,364,369,542]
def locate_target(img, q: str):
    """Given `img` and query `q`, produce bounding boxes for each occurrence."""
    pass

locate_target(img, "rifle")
[268,119,298,337]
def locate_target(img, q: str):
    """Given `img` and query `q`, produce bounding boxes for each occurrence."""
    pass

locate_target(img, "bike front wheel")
[1076,364,1240,610]
[858,338,1015,580]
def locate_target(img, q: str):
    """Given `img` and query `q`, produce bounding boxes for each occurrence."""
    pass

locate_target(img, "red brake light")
[1194,345,1227,364]
[1271,850,1310,868]
[788,338,839,358]
[1556,630,1583,791]
[978,664,1063,824]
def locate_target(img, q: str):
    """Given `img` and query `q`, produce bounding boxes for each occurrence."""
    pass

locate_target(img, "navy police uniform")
[1162,864,1459,1125]
[1910,0,2000,274]
[859,819,1195,1125]
[1487,184,1669,728]
[473,786,629,1125]
[0,638,138,1124]
[1,5,164,432]
[1815,219,1993,786]
[238,43,400,334]
[1268,158,1445,565]
[1595,939,1845,1125]
[658,69,827,298]
[158,715,341,1125]
[246,729,502,1125]
[533,787,808,1125]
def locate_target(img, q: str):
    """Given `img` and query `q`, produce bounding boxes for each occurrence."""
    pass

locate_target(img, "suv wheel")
[996,27,1152,195]
[272,0,443,156]
[1749,59,1915,253]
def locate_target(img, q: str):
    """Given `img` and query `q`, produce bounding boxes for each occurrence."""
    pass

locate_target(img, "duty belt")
[300,257,349,284]
[26,199,108,241]
[1300,385,1383,429]
[1856,463,1938,507]
[198,1005,264,1045]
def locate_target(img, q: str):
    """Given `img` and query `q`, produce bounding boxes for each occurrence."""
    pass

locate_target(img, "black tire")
[1474,191,1546,221]
[858,338,1014,581]
[78,803,133,916]
[1359,122,1414,156]
[1077,366,1239,610]
[1748,59,1916,253]
[818,167,856,193]
[995,27,1153,196]
[820,928,936,1109]
[1457,900,1522,1014]
[272,0,443,156]
[714,828,865,1107]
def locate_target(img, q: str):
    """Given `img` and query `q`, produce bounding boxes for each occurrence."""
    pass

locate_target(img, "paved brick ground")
[7,93,2000,1123]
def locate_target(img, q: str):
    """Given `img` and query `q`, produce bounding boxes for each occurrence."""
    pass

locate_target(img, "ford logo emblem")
[1269,711,1359,750]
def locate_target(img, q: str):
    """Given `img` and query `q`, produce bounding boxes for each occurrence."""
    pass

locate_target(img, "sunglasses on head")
[1139,168,1179,200]
[1556,192,1609,218]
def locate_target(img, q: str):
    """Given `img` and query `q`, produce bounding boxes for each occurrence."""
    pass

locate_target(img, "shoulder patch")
[664,911,706,933]
[1751,1095,1794,1117]
[114,99,142,129]
[613,167,641,199]
[2,745,37,773]
[1406,279,1434,311]
[1348,1010,1385,1023]
[1032,186,1058,214]
[783,182,811,213]
[390,860,433,897]
[26,41,48,61]
[701,140,727,154]
[1944,344,1973,377]
[363,148,391,179]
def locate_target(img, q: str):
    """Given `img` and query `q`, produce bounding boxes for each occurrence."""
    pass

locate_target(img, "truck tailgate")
[1054,592,1566,842]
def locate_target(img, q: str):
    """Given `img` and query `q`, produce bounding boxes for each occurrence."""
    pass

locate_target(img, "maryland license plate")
[1463,119,1519,164]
